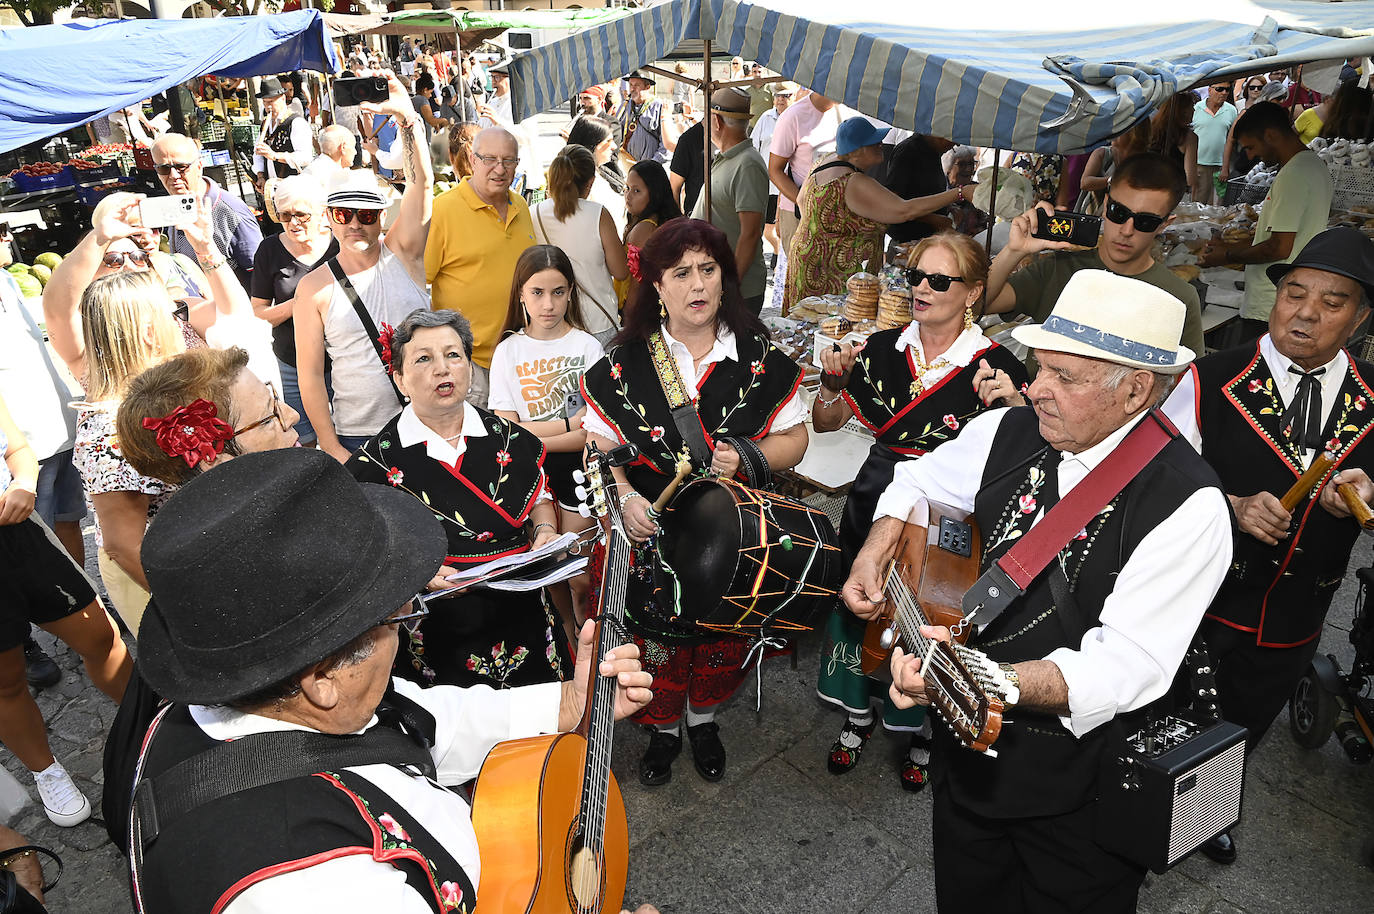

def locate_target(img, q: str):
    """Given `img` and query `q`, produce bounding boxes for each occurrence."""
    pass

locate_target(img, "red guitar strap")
[961,408,1179,623]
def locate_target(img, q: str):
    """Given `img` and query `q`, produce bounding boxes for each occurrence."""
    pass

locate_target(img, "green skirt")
[815,605,927,731]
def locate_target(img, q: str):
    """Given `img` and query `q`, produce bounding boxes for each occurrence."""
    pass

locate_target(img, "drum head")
[655,480,741,620]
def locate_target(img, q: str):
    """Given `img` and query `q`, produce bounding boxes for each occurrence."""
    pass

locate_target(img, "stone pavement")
[5,526,1374,913]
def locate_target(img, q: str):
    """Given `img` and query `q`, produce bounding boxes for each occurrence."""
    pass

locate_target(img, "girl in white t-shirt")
[489,245,605,631]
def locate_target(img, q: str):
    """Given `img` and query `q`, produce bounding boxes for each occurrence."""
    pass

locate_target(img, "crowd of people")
[1,44,1372,913]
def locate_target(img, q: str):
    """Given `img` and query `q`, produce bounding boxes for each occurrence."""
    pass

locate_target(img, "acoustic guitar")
[469,443,632,914]
[862,503,1018,755]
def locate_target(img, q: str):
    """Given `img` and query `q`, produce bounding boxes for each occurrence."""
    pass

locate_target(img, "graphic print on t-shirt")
[518,353,592,420]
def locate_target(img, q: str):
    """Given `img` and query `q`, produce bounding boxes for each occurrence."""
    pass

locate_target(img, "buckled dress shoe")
[24,636,61,689]
[1200,831,1236,864]
[638,731,681,787]
[686,721,726,781]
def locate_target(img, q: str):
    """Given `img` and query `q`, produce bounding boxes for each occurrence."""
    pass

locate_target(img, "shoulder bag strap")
[962,409,1180,627]
[647,329,713,468]
[133,723,434,854]
[327,258,405,406]
[533,204,620,331]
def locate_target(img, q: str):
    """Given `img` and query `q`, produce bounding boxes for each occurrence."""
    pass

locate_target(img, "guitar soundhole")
[565,825,603,911]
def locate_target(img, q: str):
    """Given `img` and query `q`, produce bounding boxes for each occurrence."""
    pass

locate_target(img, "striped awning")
[507,0,1374,154]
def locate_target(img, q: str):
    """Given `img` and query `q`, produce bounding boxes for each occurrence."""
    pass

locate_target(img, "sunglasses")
[101,249,153,269]
[154,161,197,176]
[329,206,381,226]
[905,268,965,292]
[231,381,289,437]
[1245,85,1263,92]
[1104,197,1167,233]
[278,210,314,224]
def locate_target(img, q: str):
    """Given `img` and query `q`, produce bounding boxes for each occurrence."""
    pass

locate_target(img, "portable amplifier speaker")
[1096,717,1247,873]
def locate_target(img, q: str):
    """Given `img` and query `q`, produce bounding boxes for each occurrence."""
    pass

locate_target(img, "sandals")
[827,719,877,774]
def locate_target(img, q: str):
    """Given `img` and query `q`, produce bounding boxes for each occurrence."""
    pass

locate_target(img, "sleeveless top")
[783,167,885,312]
[323,247,431,437]
[532,198,619,337]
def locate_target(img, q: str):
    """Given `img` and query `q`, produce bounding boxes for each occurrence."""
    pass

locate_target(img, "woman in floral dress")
[811,232,1027,791]
[347,309,571,689]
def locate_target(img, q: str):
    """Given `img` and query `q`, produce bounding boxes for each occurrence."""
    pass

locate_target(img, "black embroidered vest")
[581,333,801,499]
[843,330,1028,455]
[938,408,1219,818]
[133,694,476,914]
[347,408,547,563]
[263,114,301,179]
[1193,342,1374,646]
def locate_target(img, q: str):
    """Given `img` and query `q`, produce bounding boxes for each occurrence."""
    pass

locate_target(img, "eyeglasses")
[1245,85,1263,93]
[472,152,520,170]
[328,206,381,226]
[154,161,197,176]
[232,382,288,437]
[905,268,965,292]
[278,210,314,224]
[101,250,153,269]
[1104,197,1167,233]
[385,600,430,635]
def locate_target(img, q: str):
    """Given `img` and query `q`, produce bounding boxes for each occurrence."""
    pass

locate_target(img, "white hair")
[1102,363,1177,407]
[272,174,326,215]
[319,125,354,158]
[941,145,976,173]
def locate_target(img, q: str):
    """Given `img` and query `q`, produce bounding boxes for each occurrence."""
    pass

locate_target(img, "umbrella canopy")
[0,11,338,154]
[507,0,1374,154]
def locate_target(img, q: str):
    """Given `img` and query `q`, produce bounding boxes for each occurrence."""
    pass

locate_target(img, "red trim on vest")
[756,370,803,440]
[580,373,662,473]
[437,439,543,528]
[1221,348,1302,478]
[211,847,374,914]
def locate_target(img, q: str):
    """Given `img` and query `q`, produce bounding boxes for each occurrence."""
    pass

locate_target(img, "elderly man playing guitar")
[844,270,1233,914]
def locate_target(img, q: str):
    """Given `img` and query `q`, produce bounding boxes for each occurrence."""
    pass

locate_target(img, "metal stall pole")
[702,39,713,217]
[983,149,1000,254]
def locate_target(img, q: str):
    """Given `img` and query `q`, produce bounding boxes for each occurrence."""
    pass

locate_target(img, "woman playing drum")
[581,218,808,786]
[812,231,1027,791]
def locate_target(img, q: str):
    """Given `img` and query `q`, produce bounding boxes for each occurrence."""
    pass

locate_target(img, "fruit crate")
[202,118,227,143]
[67,162,123,183]
[1330,164,1374,212]
[1223,177,1270,206]
[198,148,232,167]
[10,169,75,193]
[230,123,260,148]
[133,146,155,171]
[76,175,136,206]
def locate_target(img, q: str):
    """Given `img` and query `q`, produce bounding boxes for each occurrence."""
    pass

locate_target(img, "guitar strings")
[885,571,964,683]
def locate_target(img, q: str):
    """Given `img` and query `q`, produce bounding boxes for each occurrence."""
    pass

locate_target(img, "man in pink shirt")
[767,92,851,254]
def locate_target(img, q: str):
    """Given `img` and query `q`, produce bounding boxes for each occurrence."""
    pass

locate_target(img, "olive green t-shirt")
[1007,248,1205,358]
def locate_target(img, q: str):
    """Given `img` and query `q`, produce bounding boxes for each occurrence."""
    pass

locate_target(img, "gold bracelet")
[198,250,227,272]
[0,849,35,867]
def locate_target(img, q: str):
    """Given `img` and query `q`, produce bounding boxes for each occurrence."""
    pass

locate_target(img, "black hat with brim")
[256,77,287,99]
[626,70,655,85]
[137,448,447,706]
[1266,225,1374,304]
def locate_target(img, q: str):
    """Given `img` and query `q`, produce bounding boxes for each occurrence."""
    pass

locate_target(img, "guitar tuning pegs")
[578,504,592,518]
[572,469,586,484]
[575,485,588,502]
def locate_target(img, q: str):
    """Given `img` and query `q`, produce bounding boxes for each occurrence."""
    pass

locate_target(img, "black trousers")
[932,783,1146,914]
[1202,617,1323,752]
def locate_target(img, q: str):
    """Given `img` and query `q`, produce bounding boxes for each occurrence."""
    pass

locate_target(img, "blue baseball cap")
[835,117,890,155]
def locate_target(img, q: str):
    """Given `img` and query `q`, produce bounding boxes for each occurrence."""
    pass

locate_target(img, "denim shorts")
[36,448,86,525]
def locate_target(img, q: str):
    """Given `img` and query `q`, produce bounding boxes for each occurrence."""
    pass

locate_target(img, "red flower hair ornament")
[142,398,235,468]
[378,322,397,376]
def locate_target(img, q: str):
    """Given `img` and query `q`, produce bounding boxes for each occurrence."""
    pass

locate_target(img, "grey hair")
[941,145,976,172]
[224,626,378,712]
[391,308,474,373]
[319,125,354,158]
[1102,363,1178,407]
[272,174,326,215]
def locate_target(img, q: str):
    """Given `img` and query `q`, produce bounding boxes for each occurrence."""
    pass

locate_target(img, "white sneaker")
[33,762,91,827]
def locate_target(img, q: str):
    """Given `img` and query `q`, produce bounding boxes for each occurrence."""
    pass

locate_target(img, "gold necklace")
[908,349,951,398]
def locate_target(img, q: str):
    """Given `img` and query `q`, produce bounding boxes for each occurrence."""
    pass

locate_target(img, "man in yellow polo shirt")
[426,126,536,407]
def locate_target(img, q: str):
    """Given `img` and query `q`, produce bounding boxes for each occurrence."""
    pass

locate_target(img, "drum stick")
[1280,451,1335,512]
[1337,483,1374,529]
[648,451,693,519]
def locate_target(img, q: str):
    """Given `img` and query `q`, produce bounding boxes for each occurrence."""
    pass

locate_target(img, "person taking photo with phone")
[983,152,1205,368]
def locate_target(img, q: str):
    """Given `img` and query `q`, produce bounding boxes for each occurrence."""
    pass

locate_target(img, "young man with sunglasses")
[151,133,262,290]
[984,152,1204,368]
[293,72,433,465]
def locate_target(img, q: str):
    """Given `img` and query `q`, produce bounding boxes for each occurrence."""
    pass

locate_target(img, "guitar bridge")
[938,516,973,558]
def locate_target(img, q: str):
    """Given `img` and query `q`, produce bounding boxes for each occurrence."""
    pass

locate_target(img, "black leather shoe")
[686,721,726,782]
[24,636,60,689]
[1200,831,1236,865]
[638,731,681,787]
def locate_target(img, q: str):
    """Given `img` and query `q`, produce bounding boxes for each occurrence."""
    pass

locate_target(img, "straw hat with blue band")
[1010,270,1194,374]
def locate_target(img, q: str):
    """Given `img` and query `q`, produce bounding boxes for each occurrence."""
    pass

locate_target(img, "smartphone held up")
[1032,209,1101,248]
[333,77,389,108]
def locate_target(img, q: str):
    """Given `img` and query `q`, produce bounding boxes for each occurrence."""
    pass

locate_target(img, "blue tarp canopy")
[0,11,338,153]
[508,0,1374,155]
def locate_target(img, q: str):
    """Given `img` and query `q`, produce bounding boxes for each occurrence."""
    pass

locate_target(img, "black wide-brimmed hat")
[137,448,446,705]
[256,77,288,99]
[1266,226,1374,303]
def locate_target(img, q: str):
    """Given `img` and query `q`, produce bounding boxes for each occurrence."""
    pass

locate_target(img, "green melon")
[6,263,30,275]
[30,264,51,286]
[14,273,42,298]
[34,252,63,270]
